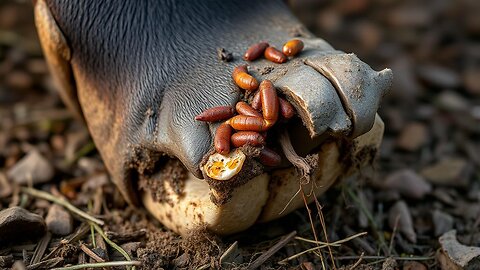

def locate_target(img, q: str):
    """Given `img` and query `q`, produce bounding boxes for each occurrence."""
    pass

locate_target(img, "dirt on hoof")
[138,159,187,204]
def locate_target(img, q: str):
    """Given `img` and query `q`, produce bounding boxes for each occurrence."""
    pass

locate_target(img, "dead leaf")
[438,230,480,269]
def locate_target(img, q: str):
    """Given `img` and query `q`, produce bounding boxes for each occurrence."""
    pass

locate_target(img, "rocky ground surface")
[0,0,479,269]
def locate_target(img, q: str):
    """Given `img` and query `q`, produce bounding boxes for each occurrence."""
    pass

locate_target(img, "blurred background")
[0,0,479,269]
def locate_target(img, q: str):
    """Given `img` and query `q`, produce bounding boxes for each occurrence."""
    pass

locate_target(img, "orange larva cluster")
[243,39,304,62]
[196,39,304,167]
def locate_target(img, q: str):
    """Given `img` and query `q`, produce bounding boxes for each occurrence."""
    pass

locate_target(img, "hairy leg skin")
[35,0,391,234]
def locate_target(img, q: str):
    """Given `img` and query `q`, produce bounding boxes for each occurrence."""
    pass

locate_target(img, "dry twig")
[247,231,297,270]
[51,261,141,270]
[21,187,104,225]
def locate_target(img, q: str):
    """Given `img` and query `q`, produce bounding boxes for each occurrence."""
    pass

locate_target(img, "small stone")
[383,169,432,199]
[432,210,454,237]
[45,204,73,236]
[421,158,470,186]
[396,122,429,151]
[388,5,432,28]
[77,157,105,174]
[0,207,46,245]
[316,8,342,34]
[5,70,33,90]
[453,202,480,221]
[436,91,470,112]
[432,188,456,206]
[11,260,26,270]
[463,68,480,95]
[26,59,48,75]
[403,261,427,270]
[82,173,109,192]
[389,201,416,243]
[391,57,422,101]
[336,0,371,16]
[7,150,54,185]
[417,65,461,89]
[355,21,382,52]
[0,173,12,198]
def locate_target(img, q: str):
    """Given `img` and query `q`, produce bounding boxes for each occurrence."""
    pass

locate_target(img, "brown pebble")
[7,150,54,185]
[45,204,73,236]
[6,70,33,90]
[432,210,454,237]
[383,169,432,199]
[396,122,429,151]
[403,261,427,270]
[420,158,470,187]
[463,68,480,95]
[388,200,416,243]
[0,207,46,245]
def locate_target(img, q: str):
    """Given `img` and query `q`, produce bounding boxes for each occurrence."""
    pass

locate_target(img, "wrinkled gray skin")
[40,0,391,205]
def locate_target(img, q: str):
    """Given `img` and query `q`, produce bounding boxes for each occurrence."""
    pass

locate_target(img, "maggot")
[195,106,235,122]
[258,147,281,166]
[282,39,304,57]
[226,115,270,132]
[231,131,265,147]
[264,46,287,64]
[278,97,295,119]
[232,65,259,91]
[251,90,262,111]
[243,42,269,61]
[259,80,279,127]
[214,123,232,155]
[236,101,262,118]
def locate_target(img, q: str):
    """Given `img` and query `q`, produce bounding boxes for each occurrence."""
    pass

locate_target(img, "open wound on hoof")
[196,39,311,182]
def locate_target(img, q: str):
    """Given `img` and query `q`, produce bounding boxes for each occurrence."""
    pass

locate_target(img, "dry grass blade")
[278,232,368,264]
[21,187,104,225]
[313,191,336,269]
[345,186,389,254]
[51,261,141,270]
[43,225,90,261]
[299,185,325,268]
[89,222,135,270]
[30,232,51,265]
[278,185,301,215]
[348,252,364,270]
[247,231,297,270]
[79,244,105,263]
[335,255,434,261]
[27,257,64,270]
[389,215,400,256]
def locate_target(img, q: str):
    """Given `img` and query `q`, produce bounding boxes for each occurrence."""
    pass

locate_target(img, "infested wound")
[199,39,302,181]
